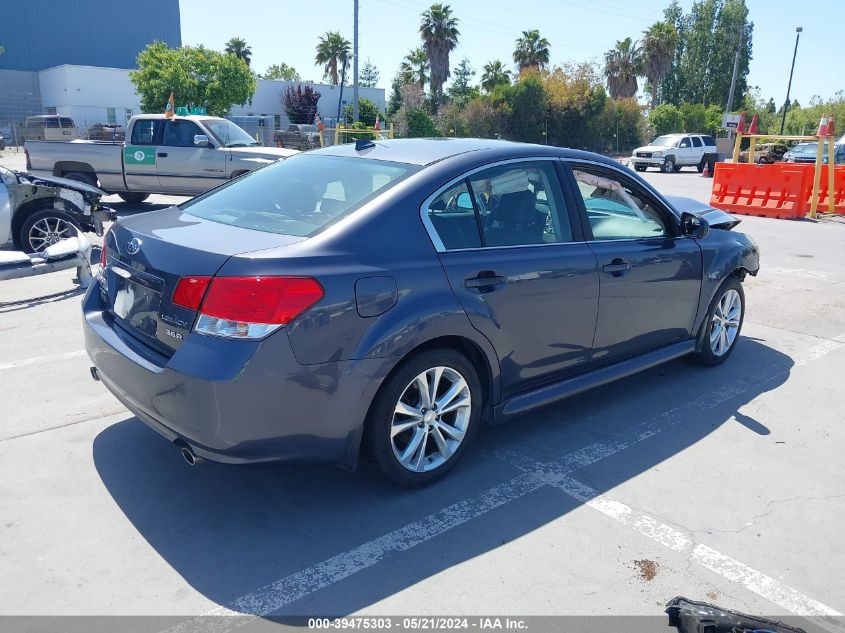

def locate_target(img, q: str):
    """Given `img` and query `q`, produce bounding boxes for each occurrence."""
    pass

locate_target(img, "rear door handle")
[465,271,507,291]
[602,259,632,276]
[157,152,168,158]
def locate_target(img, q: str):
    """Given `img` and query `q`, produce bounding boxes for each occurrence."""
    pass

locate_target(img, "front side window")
[182,154,418,237]
[162,120,203,147]
[571,167,669,240]
[679,137,691,148]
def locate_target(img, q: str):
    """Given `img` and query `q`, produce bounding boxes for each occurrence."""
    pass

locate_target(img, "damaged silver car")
[0,165,115,253]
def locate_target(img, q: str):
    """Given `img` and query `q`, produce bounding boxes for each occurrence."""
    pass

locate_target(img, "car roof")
[307,137,621,167]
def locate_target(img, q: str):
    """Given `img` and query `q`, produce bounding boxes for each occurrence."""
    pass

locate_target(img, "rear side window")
[59,117,75,128]
[130,120,158,145]
[691,136,702,148]
[44,117,60,128]
[182,154,418,237]
[702,136,716,147]
[426,181,482,249]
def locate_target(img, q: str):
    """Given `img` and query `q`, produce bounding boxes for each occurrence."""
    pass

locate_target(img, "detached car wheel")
[19,209,81,253]
[661,158,676,173]
[691,277,745,366]
[366,349,482,487]
[118,192,150,204]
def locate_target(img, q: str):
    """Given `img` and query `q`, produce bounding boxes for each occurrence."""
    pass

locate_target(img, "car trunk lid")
[103,206,306,356]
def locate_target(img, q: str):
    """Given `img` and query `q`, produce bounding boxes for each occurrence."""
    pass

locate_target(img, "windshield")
[0,165,17,186]
[181,154,420,237]
[792,143,818,155]
[651,135,682,147]
[201,118,260,147]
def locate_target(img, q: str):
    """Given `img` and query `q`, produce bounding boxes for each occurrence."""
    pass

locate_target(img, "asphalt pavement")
[1,154,844,631]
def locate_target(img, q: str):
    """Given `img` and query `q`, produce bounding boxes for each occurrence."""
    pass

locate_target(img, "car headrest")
[492,190,536,227]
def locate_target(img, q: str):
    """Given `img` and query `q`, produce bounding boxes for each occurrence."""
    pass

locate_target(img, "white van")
[22,116,79,142]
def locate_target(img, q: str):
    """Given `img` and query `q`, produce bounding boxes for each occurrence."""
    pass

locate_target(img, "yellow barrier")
[319,123,395,147]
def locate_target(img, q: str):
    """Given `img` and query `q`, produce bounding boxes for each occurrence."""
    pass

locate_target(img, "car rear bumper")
[82,281,390,467]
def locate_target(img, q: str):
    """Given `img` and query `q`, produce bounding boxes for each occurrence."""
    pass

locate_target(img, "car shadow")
[93,337,792,619]
[0,287,85,313]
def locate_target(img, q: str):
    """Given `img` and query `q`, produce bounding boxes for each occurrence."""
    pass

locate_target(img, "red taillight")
[200,276,324,324]
[173,276,212,310]
[99,232,109,268]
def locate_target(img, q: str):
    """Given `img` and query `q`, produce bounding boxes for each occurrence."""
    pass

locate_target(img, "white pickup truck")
[25,114,298,202]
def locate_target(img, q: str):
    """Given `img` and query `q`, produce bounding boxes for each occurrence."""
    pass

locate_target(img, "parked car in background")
[738,142,788,164]
[21,115,79,142]
[1,165,114,252]
[274,124,320,150]
[26,114,298,202]
[86,123,126,142]
[85,138,759,487]
[0,131,5,150]
[631,133,718,173]
[783,142,817,163]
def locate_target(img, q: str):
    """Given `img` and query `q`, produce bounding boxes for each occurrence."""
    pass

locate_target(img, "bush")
[343,98,381,127]
[406,108,438,137]
[283,84,321,124]
[649,103,683,136]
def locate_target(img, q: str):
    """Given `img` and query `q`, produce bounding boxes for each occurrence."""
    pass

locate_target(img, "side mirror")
[194,134,212,147]
[681,212,709,239]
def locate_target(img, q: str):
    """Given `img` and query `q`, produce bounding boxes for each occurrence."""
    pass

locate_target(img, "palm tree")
[641,21,677,108]
[513,29,550,72]
[603,37,641,99]
[419,3,460,103]
[480,60,512,92]
[315,31,351,86]
[224,37,252,66]
[401,47,430,90]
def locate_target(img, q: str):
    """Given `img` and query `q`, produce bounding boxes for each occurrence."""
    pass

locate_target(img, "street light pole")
[725,0,745,115]
[780,26,802,134]
[353,0,359,123]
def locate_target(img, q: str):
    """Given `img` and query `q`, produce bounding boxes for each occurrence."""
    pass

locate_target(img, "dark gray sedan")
[84,138,759,487]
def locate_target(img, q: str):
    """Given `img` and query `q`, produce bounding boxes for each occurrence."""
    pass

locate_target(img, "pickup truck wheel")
[117,192,150,203]
[661,158,676,173]
[19,209,81,253]
[63,171,98,187]
[634,164,647,172]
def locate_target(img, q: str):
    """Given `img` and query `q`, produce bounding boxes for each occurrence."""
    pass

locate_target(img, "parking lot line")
[0,349,86,371]
[160,335,845,630]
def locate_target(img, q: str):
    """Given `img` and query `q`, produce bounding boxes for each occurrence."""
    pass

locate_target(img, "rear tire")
[19,208,81,253]
[63,171,97,187]
[690,276,745,366]
[661,158,676,173]
[365,349,482,488]
[117,192,150,203]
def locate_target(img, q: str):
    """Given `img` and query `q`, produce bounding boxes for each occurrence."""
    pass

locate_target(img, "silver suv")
[631,133,718,173]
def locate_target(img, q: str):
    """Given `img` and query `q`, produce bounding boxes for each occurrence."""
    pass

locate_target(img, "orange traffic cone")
[827,114,835,137]
[736,112,746,134]
[817,115,829,137]
[748,113,759,135]
[701,160,711,178]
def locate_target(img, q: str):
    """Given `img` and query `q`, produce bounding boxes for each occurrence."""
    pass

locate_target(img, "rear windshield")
[181,154,419,237]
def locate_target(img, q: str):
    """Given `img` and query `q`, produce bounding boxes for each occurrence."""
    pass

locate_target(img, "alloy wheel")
[28,217,75,252]
[390,366,471,472]
[710,288,742,357]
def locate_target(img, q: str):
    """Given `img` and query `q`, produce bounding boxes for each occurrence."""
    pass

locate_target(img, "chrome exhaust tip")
[180,445,200,466]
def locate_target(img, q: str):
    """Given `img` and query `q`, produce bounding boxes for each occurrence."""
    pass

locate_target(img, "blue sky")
[180,0,843,106]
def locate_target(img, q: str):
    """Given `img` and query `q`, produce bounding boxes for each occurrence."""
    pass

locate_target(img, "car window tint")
[702,136,716,146]
[679,137,691,148]
[426,181,482,250]
[131,120,157,145]
[469,162,572,247]
[571,168,668,240]
[691,136,702,147]
[162,120,203,147]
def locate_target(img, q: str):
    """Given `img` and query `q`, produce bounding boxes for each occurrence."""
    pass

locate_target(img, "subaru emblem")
[126,238,142,255]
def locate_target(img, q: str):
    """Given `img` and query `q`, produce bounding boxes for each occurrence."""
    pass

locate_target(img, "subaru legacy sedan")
[84,138,759,487]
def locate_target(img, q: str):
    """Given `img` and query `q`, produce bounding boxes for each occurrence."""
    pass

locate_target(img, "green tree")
[446,57,476,105]
[224,37,252,66]
[543,63,607,150]
[315,31,351,86]
[603,37,641,99]
[387,72,406,115]
[513,30,550,72]
[480,60,512,93]
[344,97,381,127]
[130,42,256,116]
[407,108,438,137]
[649,103,684,135]
[359,59,380,87]
[401,47,429,90]
[601,98,644,153]
[505,73,547,143]
[419,3,460,103]
[641,21,677,108]
[262,63,301,81]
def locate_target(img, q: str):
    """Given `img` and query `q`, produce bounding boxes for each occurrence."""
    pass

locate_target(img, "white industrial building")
[29,64,386,136]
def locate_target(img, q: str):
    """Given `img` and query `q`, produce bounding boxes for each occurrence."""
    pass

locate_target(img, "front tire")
[365,349,482,488]
[19,208,81,253]
[661,158,676,173]
[634,164,647,172]
[691,277,745,366]
[117,192,150,203]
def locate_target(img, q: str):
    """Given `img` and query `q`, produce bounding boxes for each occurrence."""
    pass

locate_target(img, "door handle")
[157,152,168,158]
[602,259,632,276]
[465,271,507,291]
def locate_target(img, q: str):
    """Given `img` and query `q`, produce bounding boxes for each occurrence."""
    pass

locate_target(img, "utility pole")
[780,27,802,134]
[725,0,745,115]
[353,0,359,123]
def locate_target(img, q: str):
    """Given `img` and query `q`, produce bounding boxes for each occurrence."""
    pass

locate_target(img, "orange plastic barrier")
[710,163,811,219]
[793,164,845,215]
